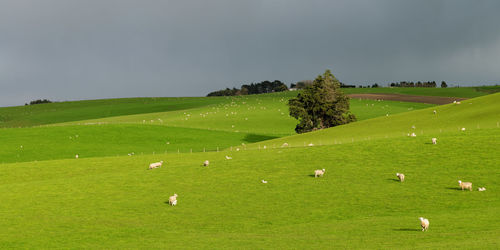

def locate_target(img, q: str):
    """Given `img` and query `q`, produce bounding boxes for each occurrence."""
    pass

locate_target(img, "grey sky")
[1,0,499,107]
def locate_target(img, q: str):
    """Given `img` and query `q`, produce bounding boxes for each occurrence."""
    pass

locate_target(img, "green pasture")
[60,97,434,137]
[0,128,498,248]
[342,85,499,97]
[2,85,493,129]
[252,92,500,149]
[0,88,498,248]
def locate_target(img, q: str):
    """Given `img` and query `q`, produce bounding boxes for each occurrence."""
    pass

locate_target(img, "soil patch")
[348,93,467,105]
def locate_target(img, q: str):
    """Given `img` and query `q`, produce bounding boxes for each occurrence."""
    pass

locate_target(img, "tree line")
[207,80,288,96]
[25,99,52,105]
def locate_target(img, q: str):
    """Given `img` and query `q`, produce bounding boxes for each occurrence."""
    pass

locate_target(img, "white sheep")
[456,101,461,104]
[396,173,405,182]
[433,110,437,114]
[458,180,472,191]
[314,169,326,178]
[225,156,232,160]
[261,180,268,184]
[149,161,163,169]
[461,127,466,131]
[308,143,314,147]
[478,187,486,191]
[419,217,429,231]
[410,132,417,137]
[431,138,437,144]
[169,194,178,206]
[203,160,210,166]
[281,142,289,147]
[75,154,79,159]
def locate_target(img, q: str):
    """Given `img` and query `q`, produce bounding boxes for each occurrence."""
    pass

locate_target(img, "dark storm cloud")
[1,0,499,106]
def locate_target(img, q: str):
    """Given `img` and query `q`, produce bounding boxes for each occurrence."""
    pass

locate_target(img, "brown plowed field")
[348,93,468,105]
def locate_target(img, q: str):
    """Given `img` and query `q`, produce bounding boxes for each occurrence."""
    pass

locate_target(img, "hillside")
[251,92,500,149]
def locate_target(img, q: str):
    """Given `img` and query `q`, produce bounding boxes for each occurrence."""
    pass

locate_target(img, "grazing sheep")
[478,187,486,191]
[461,127,466,131]
[308,143,314,147]
[410,132,417,137]
[433,110,437,114]
[453,100,457,104]
[75,154,79,159]
[149,161,163,169]
[456,101,461,104]
[261,180,268,184]
[281,142,289,147]
[458,180,472,191]
[169,194,178,206]
[396,173,405,182]
[225,156,232,160]
[419,217,429,231]
[203,160,209,166]
[314,169,326,178]
[431,138,437,144]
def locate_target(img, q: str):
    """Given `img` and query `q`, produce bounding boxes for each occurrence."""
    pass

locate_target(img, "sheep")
[431,138,437,144]
[225,156,232,160]
[148,161,163,169]
[456,101,461,105]
[203,160,209,166]
[308,143,314,147]
[314,169,326,178]
[478,187,486,191]
[410,132,417,137]
[281,142,289,147]
[458,180,472,191]
[261,180,268,184]
[169,194,178,206]
[396,173,405,182]
[419,217,429,231]
[433,110,437,114]
[75,154,79,159]
[461,127,466,131]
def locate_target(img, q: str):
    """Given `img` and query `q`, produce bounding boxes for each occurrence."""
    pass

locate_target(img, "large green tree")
[288,70,356,133]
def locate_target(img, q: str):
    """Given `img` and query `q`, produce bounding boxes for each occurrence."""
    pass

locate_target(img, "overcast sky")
[1,0,499,107]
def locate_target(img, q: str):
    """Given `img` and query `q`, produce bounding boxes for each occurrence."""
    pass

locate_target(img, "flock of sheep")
[144,102,486,232]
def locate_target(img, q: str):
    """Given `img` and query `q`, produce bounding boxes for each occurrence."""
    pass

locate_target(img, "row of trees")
[291,80,356,89]
[207,80,288,96]
[25,99,52,105]
[389,81,448,88]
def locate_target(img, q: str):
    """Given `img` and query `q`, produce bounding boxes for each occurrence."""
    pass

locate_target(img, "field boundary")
[348,93,467,104]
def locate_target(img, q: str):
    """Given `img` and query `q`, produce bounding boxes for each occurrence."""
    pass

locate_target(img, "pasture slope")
[0,92,434,163]
[0,90,498,248]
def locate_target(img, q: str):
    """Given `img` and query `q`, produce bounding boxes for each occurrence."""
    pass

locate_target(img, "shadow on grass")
[446,187,462,191]
[386,178,401,182]
[393,228,420,232]
[243,133,280,143]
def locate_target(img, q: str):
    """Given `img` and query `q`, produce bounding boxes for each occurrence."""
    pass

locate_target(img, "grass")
[0,96,227,128]
[59,96,434,137]
[251,92,500,149]
[342,85,500,98]
[3,86,492,128]
[0,96,434,164]
[0,129,498,248]
[0,88,498,248]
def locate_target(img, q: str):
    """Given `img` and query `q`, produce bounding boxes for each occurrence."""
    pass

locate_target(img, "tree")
[441,81,448,88]
[288,70,356,133]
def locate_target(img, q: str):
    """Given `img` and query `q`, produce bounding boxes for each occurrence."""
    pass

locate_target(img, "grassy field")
[342,85,500,98]
[0,89,498,248]
[2,86,494,128]
[0,128,498,248]
[0,94,433,164]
